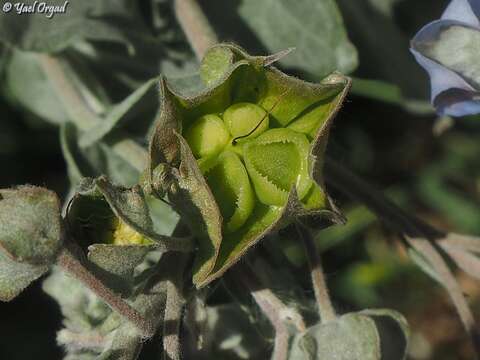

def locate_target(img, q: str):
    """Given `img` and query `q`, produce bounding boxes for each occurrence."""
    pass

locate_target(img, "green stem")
[174,0,218,60]
[295,222,336,323]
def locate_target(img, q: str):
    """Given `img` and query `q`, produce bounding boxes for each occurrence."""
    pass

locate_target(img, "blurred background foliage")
[0,0,479,359]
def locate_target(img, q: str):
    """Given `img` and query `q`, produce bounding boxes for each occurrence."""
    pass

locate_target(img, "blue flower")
[411,0,480,116]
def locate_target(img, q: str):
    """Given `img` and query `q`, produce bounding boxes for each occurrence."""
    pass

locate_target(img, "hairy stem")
[163,253,188,360]
[37,54,147,171]
[174,0,218,60]
[57,329,107,350]
[56,246,155,338]
[295,222,336,323]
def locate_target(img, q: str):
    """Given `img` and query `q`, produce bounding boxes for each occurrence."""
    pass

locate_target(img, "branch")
[174,0,218,60]
[295,222,336,323]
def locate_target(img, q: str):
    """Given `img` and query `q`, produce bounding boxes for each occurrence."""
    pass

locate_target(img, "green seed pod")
[184,114,230,158]
[223,102,269,142]
[148,43,350,287]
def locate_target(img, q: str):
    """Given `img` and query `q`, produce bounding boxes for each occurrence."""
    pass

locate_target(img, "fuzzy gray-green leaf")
[360,309,410,360]
[43,268,112,332]
[0,0,141,52]
[88,244,155,295]
[60,122,140,187]
[0,186,63,264]
[0,251,48,301]
[203,0,358,77]
[79,78,158,148]
[4,50,68,124]
[289,313,381,360]
[97,322,143,360]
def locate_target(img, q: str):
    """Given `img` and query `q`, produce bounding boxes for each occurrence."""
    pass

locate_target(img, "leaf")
[60,122,141,187]
[202,0,358,76]
[337,0,429,100]
[147,44,350,287]
[405,236,478,349]
[360,309,410,360]
[60,123,91,185]
[79,78,158,148]
[289,313,381,360]
[43,268,112,332]
[0,0,146,53]
[166,134,224,286]
[0,251,48,301]
[0,186,63,264]
[97,254,171,359]
[3,50,68,125]
[440,242,480,281]
[43,268,120,359]
[145,195,180,237]
[97,322,143,360]
[289,310,409,360]
[87,244,156,295]
[407,248,441,284]
[44,250,170,359]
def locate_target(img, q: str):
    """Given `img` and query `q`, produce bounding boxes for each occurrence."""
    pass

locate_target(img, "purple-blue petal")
[442,0,480,27]
[410,48,480,116]
[410,1,480,117]
[438,98,480,117]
